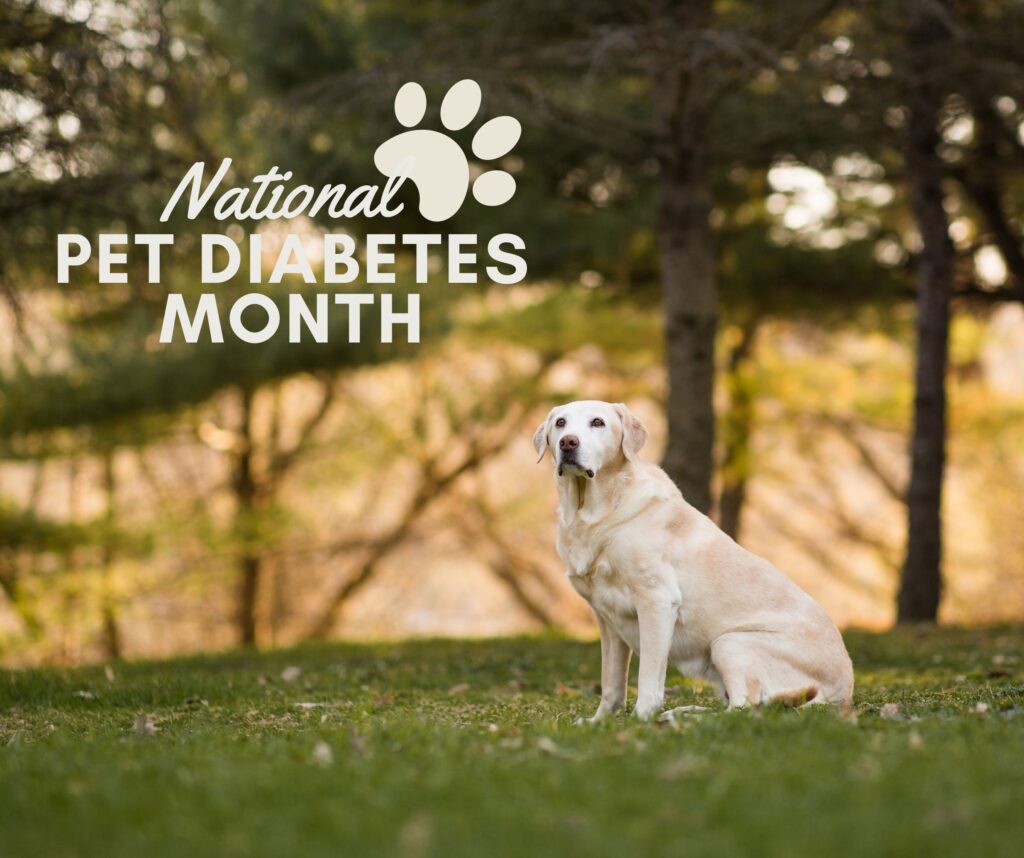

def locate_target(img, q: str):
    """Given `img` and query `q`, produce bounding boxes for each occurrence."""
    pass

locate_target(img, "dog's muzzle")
[558,456,595,479]
[557,434,593,477]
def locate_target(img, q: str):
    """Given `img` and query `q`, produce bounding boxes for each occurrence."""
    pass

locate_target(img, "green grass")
[2,627,1023,858]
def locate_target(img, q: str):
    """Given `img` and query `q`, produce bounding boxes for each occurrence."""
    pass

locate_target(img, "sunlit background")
[1,0,1023,665]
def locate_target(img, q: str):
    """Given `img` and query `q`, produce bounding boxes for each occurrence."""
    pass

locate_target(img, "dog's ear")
[532,411,553,463]
[614,403,648,463]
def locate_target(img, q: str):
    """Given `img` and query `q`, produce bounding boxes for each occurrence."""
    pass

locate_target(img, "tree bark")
[718,320,758,540]
[658,155,717,513]
[238,553,261,646]
[898,0,954,623]
[234,386,261,645]
[100,450,122,660]
[653,0,717,514]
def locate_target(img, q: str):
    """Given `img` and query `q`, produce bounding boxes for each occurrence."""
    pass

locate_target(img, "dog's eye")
[555,417,566,428]
[591,418,605,428]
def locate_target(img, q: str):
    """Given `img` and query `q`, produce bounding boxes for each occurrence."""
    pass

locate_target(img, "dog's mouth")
[558,458,595,479]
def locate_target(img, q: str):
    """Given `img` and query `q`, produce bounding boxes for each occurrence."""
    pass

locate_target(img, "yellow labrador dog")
[534,400,853,721]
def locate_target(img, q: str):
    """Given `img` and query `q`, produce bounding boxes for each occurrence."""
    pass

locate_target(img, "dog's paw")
[633,700,663,722]
[373,79,520,222]
[576,709,611,726]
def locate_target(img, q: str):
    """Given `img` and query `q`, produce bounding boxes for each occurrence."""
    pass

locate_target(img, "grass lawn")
[2,626,1023,857]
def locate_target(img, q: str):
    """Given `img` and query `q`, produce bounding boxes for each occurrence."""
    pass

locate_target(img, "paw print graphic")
[373,79,521,223]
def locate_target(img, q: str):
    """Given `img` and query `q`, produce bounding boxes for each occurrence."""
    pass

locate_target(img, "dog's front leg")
[586,615,631,722]
[633,597,678,721]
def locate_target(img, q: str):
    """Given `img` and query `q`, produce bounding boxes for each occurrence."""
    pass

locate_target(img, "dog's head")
[532,400,648,479]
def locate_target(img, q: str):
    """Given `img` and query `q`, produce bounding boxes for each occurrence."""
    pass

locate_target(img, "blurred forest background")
[1,0,1023,666]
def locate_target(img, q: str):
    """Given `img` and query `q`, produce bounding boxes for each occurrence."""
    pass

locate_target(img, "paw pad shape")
[373,79,520,222]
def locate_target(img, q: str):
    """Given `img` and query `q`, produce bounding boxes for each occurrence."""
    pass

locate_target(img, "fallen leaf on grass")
[447,683,470,695]
[536,737,573,758]
[294,702,324,710]
[310,740,333,767]
[281,666,302,682]
[880,703,902,721]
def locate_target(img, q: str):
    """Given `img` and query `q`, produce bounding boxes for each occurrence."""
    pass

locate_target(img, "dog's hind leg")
[710,634,763,709]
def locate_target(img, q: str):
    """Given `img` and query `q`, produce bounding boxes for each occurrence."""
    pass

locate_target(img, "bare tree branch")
[269,375,336,480]
[306,414,525,639]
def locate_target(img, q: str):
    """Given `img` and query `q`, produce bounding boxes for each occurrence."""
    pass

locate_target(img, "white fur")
[533,400,854,721]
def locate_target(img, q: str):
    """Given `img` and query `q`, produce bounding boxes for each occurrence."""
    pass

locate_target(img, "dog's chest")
[560,531,636,621]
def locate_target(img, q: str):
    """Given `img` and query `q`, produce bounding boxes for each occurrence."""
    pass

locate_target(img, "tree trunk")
[658,154,717,513]
[62,459,83,664]
[898,0,954,623]
[718,320,758,540]
[653,0,716,514]
[234,386,261,645]
[100,450,122,660]
[238,553,261,646]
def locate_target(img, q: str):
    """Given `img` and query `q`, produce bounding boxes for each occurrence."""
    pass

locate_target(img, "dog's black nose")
[559,434,579,451]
